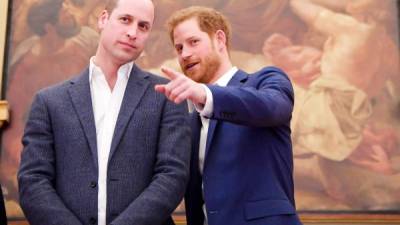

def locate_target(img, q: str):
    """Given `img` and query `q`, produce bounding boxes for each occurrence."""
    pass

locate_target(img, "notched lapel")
[68,68,98,169]
[108,65,150,162]
[191,112,202,166]
[227,69,248,86]
[204,119,217,160]
[204,70,248,165]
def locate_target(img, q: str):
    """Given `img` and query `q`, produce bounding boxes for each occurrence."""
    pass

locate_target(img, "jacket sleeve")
[110,99,191,225]
[18,93,83,225]
[209,67,294,127]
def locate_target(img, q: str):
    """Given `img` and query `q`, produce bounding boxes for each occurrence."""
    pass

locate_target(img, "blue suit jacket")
[18,65,191,225]
[185,67,302,225]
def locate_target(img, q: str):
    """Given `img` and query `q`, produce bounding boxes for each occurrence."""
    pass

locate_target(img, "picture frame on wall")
[0,0,399,224]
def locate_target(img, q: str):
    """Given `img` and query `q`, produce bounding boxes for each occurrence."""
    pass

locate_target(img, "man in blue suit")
[18,0,191,225]
[155,6,302,225]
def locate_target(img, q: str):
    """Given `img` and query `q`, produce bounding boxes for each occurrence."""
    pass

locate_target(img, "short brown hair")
[166,6,232,50]
[105,0,153,14]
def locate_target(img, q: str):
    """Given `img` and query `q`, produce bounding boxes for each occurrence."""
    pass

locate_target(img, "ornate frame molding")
[1,0,400,223]
[0,0,9,127]
[0,0,8,92]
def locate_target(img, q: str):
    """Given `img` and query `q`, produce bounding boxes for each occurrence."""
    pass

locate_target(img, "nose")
[181,47,192,59]
[126,25,138,40]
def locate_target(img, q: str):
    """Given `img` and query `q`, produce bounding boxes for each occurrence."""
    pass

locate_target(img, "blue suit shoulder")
[135,66,169,85]
[145,73,170,86]
[252,66,294,99]
[36,77,76,99]
[251,66,291,82]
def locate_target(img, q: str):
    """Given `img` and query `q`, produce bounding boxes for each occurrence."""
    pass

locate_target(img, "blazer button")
[90,181,97,188]
[89,217,96,224]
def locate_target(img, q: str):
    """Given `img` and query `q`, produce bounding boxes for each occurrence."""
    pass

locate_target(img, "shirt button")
[90,181,97,188]
[89,217,96,224]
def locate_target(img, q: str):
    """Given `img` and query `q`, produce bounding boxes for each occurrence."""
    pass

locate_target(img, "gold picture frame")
[1,0,400,224]
[0,0,9,93]
[0,0,9,125]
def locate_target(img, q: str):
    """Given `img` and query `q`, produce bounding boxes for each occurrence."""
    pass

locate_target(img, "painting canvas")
[0,0,399,223]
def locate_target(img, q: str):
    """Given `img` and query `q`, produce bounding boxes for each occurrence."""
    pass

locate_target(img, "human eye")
[190,39,199,45]
[138,22,150,32]
[119,16,131,24]
[175,45,183,54]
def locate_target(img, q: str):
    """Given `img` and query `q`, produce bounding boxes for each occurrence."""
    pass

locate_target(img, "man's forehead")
[174,19,202,35]
[112,0,154,19]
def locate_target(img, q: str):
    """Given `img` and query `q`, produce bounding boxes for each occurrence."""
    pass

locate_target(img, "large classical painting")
[0,0,399,223]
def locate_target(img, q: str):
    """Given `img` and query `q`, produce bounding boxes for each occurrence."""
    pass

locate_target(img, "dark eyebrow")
[187,36,198,41]
[138,20,151,27]
[119,14,133,19]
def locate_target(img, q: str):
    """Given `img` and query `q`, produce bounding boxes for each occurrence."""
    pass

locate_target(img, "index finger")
[161,66,183,80]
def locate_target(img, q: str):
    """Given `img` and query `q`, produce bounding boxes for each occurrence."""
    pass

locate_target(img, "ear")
[215,30,227,52]
[98,10,109,31]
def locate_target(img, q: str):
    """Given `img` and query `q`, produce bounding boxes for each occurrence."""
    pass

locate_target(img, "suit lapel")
[108,64,150,162]
[68,68,99,169]
[204,119,217,158]
[204,70,248,161]
[191,112,202,172]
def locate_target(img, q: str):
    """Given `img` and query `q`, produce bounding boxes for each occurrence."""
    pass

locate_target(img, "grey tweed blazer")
[18,64,191,225]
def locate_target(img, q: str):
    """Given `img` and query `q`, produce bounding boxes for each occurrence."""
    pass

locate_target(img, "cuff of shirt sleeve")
[194,84,213,118]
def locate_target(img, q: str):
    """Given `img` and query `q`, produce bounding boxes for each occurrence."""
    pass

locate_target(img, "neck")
[94,46,124,77]
[209,57,233,84]
[93,48,124,91]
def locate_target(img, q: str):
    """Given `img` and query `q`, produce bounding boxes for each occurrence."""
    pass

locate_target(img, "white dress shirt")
[197,66,238,173]
[194,66,238,225]
[89,57,133,225]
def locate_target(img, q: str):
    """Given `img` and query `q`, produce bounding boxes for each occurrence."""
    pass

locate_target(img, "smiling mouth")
[185,62,199,70]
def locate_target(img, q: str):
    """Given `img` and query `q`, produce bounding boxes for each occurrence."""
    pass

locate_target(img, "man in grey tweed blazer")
[18,0,191,225]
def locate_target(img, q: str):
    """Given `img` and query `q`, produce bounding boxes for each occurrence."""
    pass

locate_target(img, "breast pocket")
[244,199,295,221]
